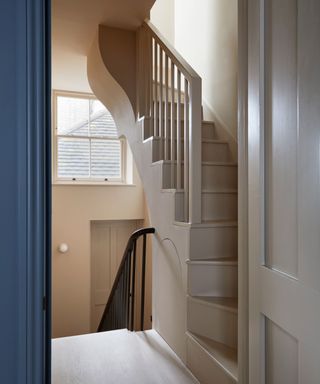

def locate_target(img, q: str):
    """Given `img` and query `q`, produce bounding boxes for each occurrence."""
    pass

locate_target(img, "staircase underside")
[52,330,199,384]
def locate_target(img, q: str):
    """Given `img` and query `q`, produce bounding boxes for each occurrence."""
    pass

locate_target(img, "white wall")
[152,0,238,141]
[150,0,175,44]
[175,0,238,140]
[52,163,146,338]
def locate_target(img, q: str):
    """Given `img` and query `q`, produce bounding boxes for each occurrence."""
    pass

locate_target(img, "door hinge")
[42,296,47,311]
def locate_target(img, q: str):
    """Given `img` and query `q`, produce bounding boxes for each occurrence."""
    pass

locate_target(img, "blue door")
[0,0,51,383]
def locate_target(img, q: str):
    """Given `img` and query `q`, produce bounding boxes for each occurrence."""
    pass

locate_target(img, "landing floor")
[52,329,199,384]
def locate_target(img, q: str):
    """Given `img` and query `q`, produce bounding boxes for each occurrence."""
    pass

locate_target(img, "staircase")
[88,20,238,384]
[184,116,238,383]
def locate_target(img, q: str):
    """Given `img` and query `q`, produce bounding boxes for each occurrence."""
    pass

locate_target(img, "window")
[53,91,125,183]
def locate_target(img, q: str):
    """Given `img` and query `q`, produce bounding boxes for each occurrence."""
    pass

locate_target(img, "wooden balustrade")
[137,21,202,224]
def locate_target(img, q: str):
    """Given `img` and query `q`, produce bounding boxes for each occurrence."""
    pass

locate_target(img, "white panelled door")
[248,0,320,383]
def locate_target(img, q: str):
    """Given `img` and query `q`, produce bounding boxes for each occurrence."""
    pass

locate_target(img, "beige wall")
[150,0,175,44]
[52,163,146,338]
[174,0,238,140]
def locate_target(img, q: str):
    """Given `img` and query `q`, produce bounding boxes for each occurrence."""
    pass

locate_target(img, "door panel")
[248,0,320,382]
[298,2,320,293]
[265,319,298,384]
[265,0,298,277]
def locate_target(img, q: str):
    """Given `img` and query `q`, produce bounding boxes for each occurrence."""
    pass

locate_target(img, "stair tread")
[152,159,237,167]
[146,136,227,144]
[162,189,237,197]
[202,138,228,144]
[188,295,238,312]
[201,220,238,226]
[152,99,186,104]
[202,189,238,194]
[143,116,214,125]
[187,331,238,381]
[174,220,238,228]
[187,257,238,266]
[202,161,237,166]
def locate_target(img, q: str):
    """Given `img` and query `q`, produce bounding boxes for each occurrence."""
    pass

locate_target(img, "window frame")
[52,90,126,185]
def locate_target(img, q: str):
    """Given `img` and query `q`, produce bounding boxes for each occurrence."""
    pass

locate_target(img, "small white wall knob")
[58,243,69,254]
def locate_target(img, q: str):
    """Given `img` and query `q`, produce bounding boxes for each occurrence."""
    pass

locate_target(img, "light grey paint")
[265,318,298,384]
[265,0,298,277]
[248,0,320,382]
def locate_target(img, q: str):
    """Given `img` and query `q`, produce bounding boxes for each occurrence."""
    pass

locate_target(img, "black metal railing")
[98,227,155,332]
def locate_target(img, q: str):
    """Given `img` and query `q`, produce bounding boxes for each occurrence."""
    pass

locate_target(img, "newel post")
[189,78,202,224]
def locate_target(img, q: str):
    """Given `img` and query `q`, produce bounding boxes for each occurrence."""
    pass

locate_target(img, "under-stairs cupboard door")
[248,0,320,383]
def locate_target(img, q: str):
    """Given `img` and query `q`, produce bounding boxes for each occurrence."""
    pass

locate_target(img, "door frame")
[22,0,250,383]
[238,0,249,383]
[24,0,51,383]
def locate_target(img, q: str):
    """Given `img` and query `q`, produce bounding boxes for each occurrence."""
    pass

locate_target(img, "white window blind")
[55,94,123,182]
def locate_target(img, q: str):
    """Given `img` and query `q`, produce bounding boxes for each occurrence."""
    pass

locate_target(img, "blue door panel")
[0,0,51,383]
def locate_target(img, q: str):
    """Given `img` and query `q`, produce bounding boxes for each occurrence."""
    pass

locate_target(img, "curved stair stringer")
[87,28,136,144]
[87,27,192,363]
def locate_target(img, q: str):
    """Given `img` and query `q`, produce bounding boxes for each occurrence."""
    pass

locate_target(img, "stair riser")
[202,123,218,140]
[151,139,231,163]
[153,101,204,121]
[190,226,237,260]
[202,164,237,190]
[176,192,238,223]
[161,163,184,189]
[202,193,237,221]
[153,85,186,102]
[153,102,186,123]
[188,264,238,297]
[187,298,238,348]
[151,138,186,163]
[186,334,237,384]
[151,139,163,162]
[202,142,232,162]
[142,118,187,142]
[146,119,215,139]
[145,121,218,142]
[162,164,238,199]
[175,190,185,222]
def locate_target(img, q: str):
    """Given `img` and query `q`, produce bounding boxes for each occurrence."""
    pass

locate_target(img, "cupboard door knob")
[58,243,69,253]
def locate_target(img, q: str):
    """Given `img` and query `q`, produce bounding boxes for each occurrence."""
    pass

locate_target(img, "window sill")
[52,181,136,187]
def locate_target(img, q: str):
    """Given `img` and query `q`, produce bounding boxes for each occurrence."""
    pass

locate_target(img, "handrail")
[143,21,200,81]
[98,227,155,332]
[137,20,202,223]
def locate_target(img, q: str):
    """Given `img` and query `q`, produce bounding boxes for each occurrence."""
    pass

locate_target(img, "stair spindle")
[154,41,158,136]
[130,240,137,331]
[164,54,169,161]
[170,60,175,188]
[159,48,164,159]
[177,69,182,190]
[184,79,189,222]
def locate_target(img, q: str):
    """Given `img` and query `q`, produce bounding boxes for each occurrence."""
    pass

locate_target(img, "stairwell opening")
[50,0,240,383]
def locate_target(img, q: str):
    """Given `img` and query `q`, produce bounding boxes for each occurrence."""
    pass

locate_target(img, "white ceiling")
[52,0,155,92]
